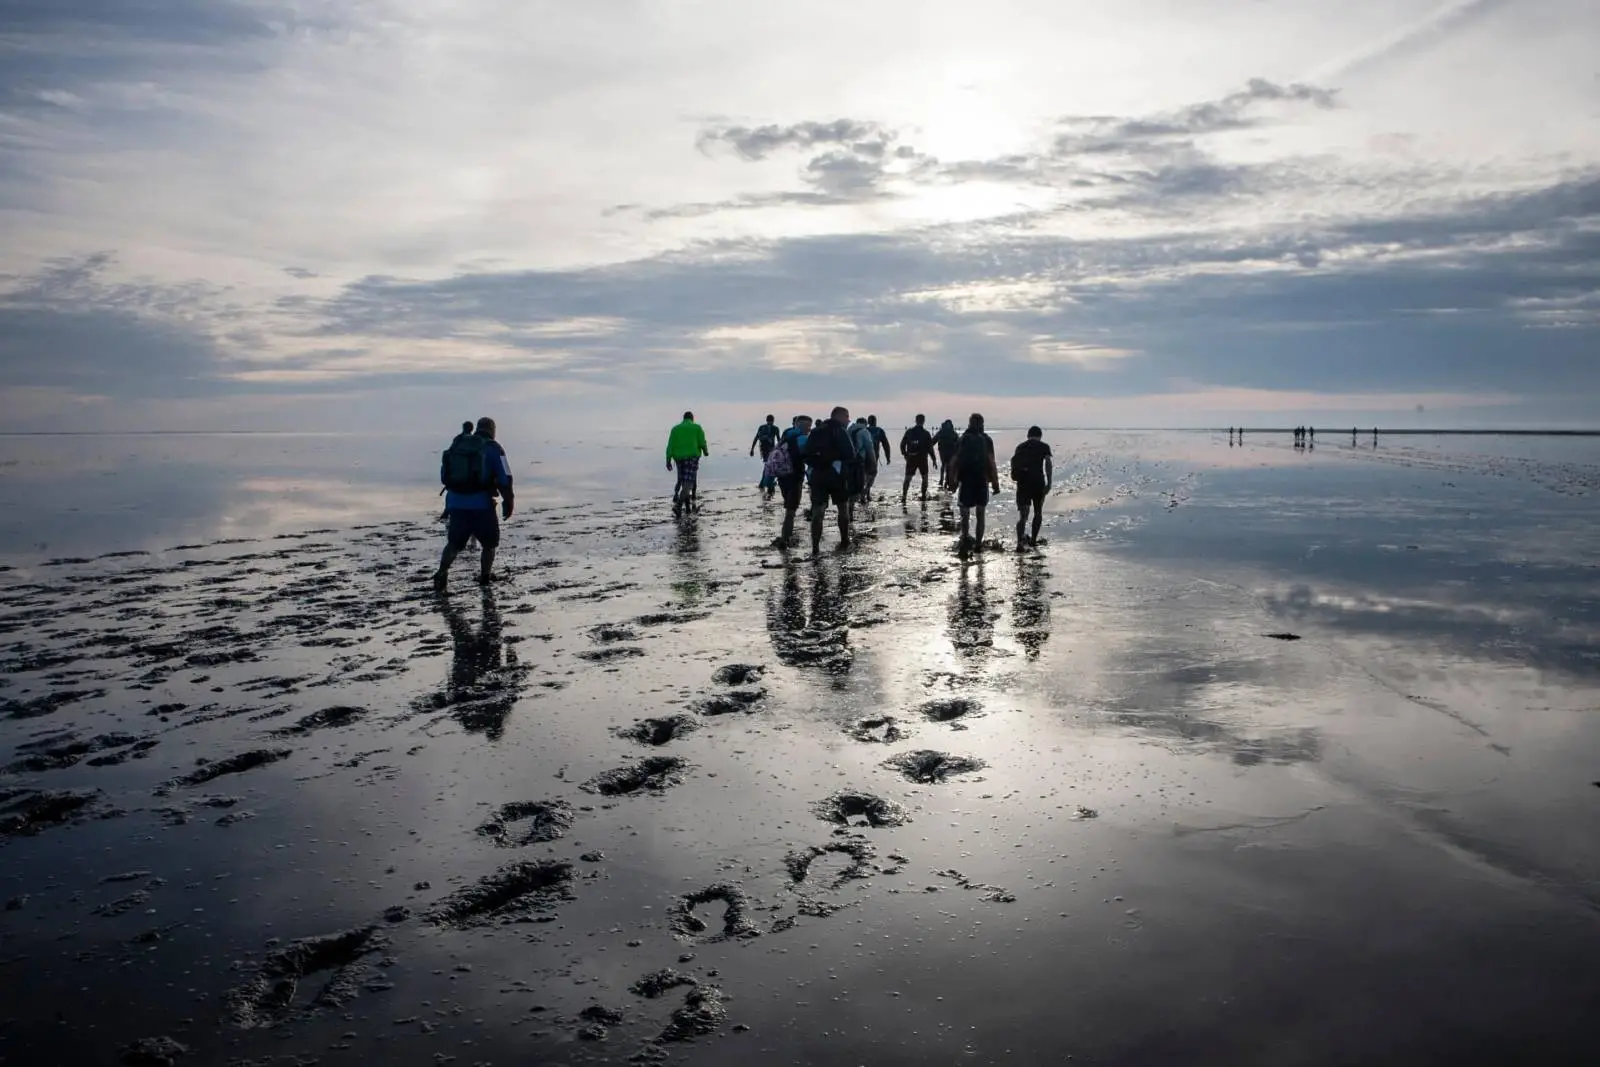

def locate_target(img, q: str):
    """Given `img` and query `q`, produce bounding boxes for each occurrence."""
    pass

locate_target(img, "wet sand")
[2,431,1599,1065]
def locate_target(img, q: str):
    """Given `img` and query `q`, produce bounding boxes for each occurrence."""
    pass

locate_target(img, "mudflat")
[2,431,1599,1066]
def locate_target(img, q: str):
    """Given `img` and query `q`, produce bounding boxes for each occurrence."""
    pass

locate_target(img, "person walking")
[899,414,936,503]
[804,406,856,554]
[934,418,961,490]
[952,413,1000,558]
[666,411,709,514]
[849,417,877,506]
[1010,426,1054,551]
[772,415,813,548]
[867,415,892,496]
[751,414,781,498]
[432,416,514,591]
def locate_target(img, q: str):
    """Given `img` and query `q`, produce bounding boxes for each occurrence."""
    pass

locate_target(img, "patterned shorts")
[675,457,700,483]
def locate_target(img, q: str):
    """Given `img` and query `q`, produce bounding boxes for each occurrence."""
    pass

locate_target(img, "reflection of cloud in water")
[1265,582,1600,679]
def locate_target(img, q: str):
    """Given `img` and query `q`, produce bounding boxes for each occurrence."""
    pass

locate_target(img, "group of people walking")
[752,410,1054,558]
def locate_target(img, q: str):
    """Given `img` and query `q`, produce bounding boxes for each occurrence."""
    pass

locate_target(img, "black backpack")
[441,433,491,493]
[956,431,989,475]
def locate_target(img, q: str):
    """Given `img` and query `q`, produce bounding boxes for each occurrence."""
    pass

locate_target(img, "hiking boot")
[475,571,492,586]
[431,569,448,591]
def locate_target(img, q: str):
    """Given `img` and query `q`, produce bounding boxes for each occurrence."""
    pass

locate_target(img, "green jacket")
[666,419,708,461]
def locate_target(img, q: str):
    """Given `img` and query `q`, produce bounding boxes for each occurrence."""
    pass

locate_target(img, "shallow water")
[1,431,1598,1065]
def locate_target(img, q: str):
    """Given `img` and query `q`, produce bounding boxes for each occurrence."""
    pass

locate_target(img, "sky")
[0,0,1597,433]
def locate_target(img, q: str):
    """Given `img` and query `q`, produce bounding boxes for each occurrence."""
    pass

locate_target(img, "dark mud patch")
[669,883,761,941]
[699,687,766,715]
[935,868,1017,902]
[119,1036,189,1066]
[0,789,103,837]
[772,623,852,674]
[581,756,688,796]
[154,748,291,796]
[589,624,639,644]
[812,790,911,828]
[1264,632,1302,641]
[94,889,153,917]
[615,714,700,746]
[884,750,986,784]
[785,838,876,887]
[576,646,646,663]
[711,663,764,686]
[919,697,981,723]
[268,705,366,737]
[85,739,160,767]
[225,925,389,1028]
[475,800,576,846]
[425,861,575,928]
[636,610,712,627]
[577,1003,625,1041]
[659,986,728,1043]
[630,968,697,998]
[847,716,905,743]
[5,731,150,773]
[1,688,106,720]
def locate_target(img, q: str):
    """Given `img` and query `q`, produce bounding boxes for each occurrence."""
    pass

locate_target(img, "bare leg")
[1030,498,1044,543]
[975,505,986,546]
[1016,499,1030,549]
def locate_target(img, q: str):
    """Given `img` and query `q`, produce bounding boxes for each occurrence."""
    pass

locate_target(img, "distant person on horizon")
[666,411,709,514]
[751,414,781,498]
[804,406,856,554]
[433,416,513,591]
[935,418,961,490]
[900,414,936,504]
[1011,426,1054,552]
[953,413,1000,559]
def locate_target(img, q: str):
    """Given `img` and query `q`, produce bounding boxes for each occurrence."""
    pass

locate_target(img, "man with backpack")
[433,416,513,591]
[1010,426,1054,551]
[666,411,709,514]
[952,413,1000,558]
[768,415,812,548]
[934,418,961,491]
[750,414,781,498]
[804,406,856,554]
[899,414,936,504]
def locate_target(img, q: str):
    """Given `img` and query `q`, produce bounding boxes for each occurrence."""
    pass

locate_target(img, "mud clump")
[154,748,291,796]
[425,861,575,928]
[615,715,700,746]
[577,1004,624,1041]
[94,890,152,917]
[658,986,728,1043]
[475,800,576,846]
[636,611,712,628]
[577,646,646,663]
[699,687,766,715]
[846,716,905,743]
[884,750,986,784]
[269,705,366,737]
[785,839,876,887]
[919,697,981,723]
[120,1036,189,1066]
[813,791,911,829]
[225,925,388,1028]
[669,883,762,941]
[590,624,639,644]
[0,789,102,837]
[581,756,688,796]
[630,968,698,999]
[711,663,764,686]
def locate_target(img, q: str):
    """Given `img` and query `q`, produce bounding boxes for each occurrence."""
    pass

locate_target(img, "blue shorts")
[446,507,500,550]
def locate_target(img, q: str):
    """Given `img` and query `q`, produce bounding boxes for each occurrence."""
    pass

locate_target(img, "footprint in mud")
[630,968,698,998]
[658,986,728,1043]
[883,750,986,784]
[0,788,108,837]
[576,1004,625,1041]
[577,646,646,663]
[475,800,576,846]
[812,791,911,829]
[590,624,639,644]
[918,697,981,724]
[699,687,766,715]
[615,715,700,746]
[581,756,688,796]
[846,716,905,743]
[225,925,390,1028]
[711,663,764,686]
[785,838,876,889]
[425,860,575,928]
[268,705,366,737]
[153,749,291,796]
[669,883,762,941]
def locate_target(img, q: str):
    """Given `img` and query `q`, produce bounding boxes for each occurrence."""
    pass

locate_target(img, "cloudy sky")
[1,0,1596,432]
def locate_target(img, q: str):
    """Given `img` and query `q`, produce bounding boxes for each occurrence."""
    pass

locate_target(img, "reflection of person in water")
[1011,556,1050,660]
[948,559,994,658]
[765,561,854,673]
[429,585,528,741]
[670,512,712,604]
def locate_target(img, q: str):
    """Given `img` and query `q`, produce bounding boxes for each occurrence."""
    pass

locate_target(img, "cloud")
[696,118,893,161]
